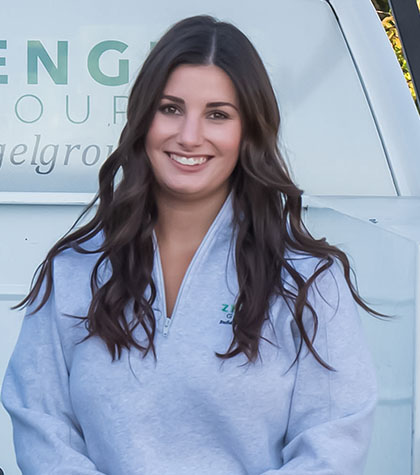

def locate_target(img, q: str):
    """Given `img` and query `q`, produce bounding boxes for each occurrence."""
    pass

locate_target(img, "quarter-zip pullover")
[1,195,377,474]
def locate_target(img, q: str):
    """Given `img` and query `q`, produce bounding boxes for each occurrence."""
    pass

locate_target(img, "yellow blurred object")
[380,1,419,110]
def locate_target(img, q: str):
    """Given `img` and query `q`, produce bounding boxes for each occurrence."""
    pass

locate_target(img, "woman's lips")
[165,152,214,167]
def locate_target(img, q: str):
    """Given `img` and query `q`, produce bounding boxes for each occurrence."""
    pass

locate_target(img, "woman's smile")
[165,151,214,167]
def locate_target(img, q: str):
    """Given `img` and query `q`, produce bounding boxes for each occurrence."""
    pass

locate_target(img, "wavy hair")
[15,15,384,367]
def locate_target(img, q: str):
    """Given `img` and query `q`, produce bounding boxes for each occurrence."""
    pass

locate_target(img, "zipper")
[154,233,208,337]
[163,316,171,336]
[152,235,169,335]
[152,193,233,337]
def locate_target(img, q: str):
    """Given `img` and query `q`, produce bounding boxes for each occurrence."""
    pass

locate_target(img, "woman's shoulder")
[52,231,108,288]
[283,248,351,313]
[54,231,104,265]
[46,232,108,316]
[283,247,338,278]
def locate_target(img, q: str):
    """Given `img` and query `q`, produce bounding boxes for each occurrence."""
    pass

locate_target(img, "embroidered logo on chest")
[219,304,235,325]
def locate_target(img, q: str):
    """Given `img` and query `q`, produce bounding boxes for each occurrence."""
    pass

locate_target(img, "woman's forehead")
[162,64,239,105]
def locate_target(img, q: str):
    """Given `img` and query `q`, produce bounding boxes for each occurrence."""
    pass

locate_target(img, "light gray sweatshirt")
[1,195,377,474]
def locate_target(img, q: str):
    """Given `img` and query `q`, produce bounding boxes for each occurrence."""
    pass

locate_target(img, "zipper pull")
[163,316,171,336]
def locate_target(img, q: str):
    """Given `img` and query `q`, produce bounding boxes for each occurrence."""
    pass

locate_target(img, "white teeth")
[169,153,208,166]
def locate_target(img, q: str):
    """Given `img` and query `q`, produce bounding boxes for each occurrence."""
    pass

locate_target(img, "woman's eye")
[159,104,180,115]
[209,111,228,120]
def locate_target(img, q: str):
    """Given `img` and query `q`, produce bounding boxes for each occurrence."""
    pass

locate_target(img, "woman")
[2,14,378,475]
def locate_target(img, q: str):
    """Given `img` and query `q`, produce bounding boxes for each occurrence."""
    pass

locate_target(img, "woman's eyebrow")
[161,94,238,111]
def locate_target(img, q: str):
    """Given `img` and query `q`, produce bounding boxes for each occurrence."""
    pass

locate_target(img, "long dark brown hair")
[15,15,384,367]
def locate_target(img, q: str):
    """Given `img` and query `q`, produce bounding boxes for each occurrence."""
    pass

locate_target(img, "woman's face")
[145,64,242,202]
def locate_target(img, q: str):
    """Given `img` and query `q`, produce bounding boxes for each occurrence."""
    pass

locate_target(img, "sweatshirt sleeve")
[1,282,106,475]
[262,261,377,475]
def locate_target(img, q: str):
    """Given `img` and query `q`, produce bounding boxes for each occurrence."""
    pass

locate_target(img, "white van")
[1,1,419,473]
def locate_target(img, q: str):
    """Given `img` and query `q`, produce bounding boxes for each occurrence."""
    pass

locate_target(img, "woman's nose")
[176,114,204,148]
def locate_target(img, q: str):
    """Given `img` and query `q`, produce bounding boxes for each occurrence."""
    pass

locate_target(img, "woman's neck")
[154,187,230,249]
